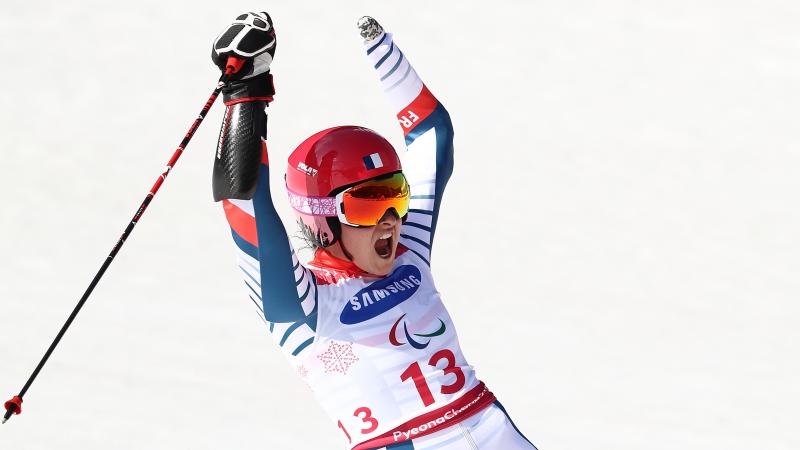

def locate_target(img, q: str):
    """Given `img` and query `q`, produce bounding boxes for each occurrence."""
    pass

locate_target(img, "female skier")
[210,12,537,450]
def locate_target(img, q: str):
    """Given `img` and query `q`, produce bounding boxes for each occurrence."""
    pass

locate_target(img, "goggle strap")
[286,188,338,217]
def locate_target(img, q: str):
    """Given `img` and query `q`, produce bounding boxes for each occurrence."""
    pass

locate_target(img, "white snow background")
[1,1,798,449]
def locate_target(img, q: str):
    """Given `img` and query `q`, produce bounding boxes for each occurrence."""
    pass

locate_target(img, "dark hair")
[296,218,340,251]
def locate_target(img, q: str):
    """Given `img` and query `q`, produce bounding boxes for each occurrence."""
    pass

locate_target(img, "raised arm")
[359,17,454,266]
[212,13,316,360]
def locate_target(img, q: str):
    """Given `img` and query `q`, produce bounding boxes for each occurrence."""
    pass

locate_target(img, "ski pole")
[2,56,246,425]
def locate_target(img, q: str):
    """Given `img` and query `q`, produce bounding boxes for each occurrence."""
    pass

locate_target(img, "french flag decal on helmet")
[363,153,384,170]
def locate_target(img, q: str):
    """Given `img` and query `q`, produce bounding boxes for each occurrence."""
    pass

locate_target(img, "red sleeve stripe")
[397,85,438,136]
[223,200,259,247]
[261,140,269,165]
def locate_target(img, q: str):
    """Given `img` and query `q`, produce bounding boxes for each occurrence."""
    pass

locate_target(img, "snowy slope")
[1,1,798,449]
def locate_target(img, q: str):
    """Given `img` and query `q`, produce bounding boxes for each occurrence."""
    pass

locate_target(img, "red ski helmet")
[286,126,403,247]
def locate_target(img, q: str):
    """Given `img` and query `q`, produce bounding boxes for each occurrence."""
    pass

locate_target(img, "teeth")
[379,232,392,239]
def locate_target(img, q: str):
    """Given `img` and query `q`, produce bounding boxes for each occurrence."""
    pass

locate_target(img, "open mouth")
[374,232,393,259]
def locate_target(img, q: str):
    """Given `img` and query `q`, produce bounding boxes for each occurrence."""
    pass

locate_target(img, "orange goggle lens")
[339,173,410,226]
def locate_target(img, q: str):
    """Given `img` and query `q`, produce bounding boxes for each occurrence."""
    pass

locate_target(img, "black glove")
[211,12,276,202]
[211,11,276,80]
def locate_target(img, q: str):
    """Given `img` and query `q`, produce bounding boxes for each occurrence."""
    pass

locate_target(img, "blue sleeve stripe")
[248,294,264,313]
[239,265,261,288]
[400,233,432,250]
[380,50,405,81]
[399,238,430,261]
[304,309,319,334]
[429,107,454,248]
[402,221,432,232]
[231,229,258,260]
[366,33,387,55]
[403,104,454,257]
[295,268,306,286]
[245,281,262,301]
[291,337,315,356]
[280,320,305,346]
[409,208,434,215]
[387,62,412,91]
[374,42,394,69]
[298,281,312,302]
[269,321,275,333]
[404,103,449,146]
[252,164,307,323]
[411,195,435,199]
[292,259,300,271]
[309,285,319,332]
[238,253,259,273]
[405,246,430,267]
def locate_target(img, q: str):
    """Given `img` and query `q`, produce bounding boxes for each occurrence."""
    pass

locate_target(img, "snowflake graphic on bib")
[317,341,359,374]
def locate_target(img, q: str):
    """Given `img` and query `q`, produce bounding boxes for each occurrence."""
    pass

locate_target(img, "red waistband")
[352,382,496,450]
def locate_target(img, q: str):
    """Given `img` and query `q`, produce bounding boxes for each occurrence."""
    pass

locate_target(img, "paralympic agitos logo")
[389,314,446,349]
[340,265,422,325]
